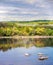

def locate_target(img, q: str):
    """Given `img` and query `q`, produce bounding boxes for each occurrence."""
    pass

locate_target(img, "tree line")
[0,22,53,36]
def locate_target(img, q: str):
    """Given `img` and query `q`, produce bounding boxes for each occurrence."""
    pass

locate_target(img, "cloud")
[25,0,36,4]
[0,15,53,21]
[0,0,53,21]
[0,6,39,15]
[0,10,8,13]
[20,11,38,15]
[7,0,36,4]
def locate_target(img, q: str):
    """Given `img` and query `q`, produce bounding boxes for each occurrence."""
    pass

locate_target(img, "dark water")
[0,38,53,65]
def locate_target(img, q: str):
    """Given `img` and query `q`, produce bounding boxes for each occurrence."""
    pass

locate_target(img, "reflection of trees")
[33,38,53,47]
[0,38,53,52]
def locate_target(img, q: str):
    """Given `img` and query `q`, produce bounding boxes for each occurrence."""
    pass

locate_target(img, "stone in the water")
[39,56,48,60]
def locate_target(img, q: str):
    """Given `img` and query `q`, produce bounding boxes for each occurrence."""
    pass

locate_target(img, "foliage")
[0,21,53,36]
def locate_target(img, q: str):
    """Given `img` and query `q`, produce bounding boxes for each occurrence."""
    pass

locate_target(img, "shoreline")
[0,36,53,39]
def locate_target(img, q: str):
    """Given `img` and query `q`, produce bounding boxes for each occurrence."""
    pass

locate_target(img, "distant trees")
[0,22,53,36]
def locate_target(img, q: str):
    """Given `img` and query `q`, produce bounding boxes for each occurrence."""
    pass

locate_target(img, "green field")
[0,20,53,36]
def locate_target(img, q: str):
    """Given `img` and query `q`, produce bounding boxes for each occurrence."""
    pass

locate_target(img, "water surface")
[0,38,53,65]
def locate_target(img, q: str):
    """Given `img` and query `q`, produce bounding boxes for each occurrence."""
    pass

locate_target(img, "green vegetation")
[0,20,53,36]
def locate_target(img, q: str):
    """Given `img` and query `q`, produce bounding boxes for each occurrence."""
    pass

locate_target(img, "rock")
[39,56,48,60]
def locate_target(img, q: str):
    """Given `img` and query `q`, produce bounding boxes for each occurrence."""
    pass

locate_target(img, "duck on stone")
[39,56,48,60]
[38,53,48,60]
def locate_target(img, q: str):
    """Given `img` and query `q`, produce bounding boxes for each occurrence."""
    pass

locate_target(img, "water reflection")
[0,38,53,52]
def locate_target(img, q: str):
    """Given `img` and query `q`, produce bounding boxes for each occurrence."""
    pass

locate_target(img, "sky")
[0,0,53,21]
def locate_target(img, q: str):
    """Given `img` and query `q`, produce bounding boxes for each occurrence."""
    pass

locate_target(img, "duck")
[24,53,30,56]
[38,53,44,57]
[38,53,43,55]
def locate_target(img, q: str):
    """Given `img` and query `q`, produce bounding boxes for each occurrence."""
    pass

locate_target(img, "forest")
[0,20,53,36]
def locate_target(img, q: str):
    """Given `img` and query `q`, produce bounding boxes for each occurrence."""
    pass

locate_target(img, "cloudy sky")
[0,0,53,21]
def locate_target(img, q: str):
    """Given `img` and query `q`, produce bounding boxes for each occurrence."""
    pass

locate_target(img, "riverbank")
[0,36,53,39]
